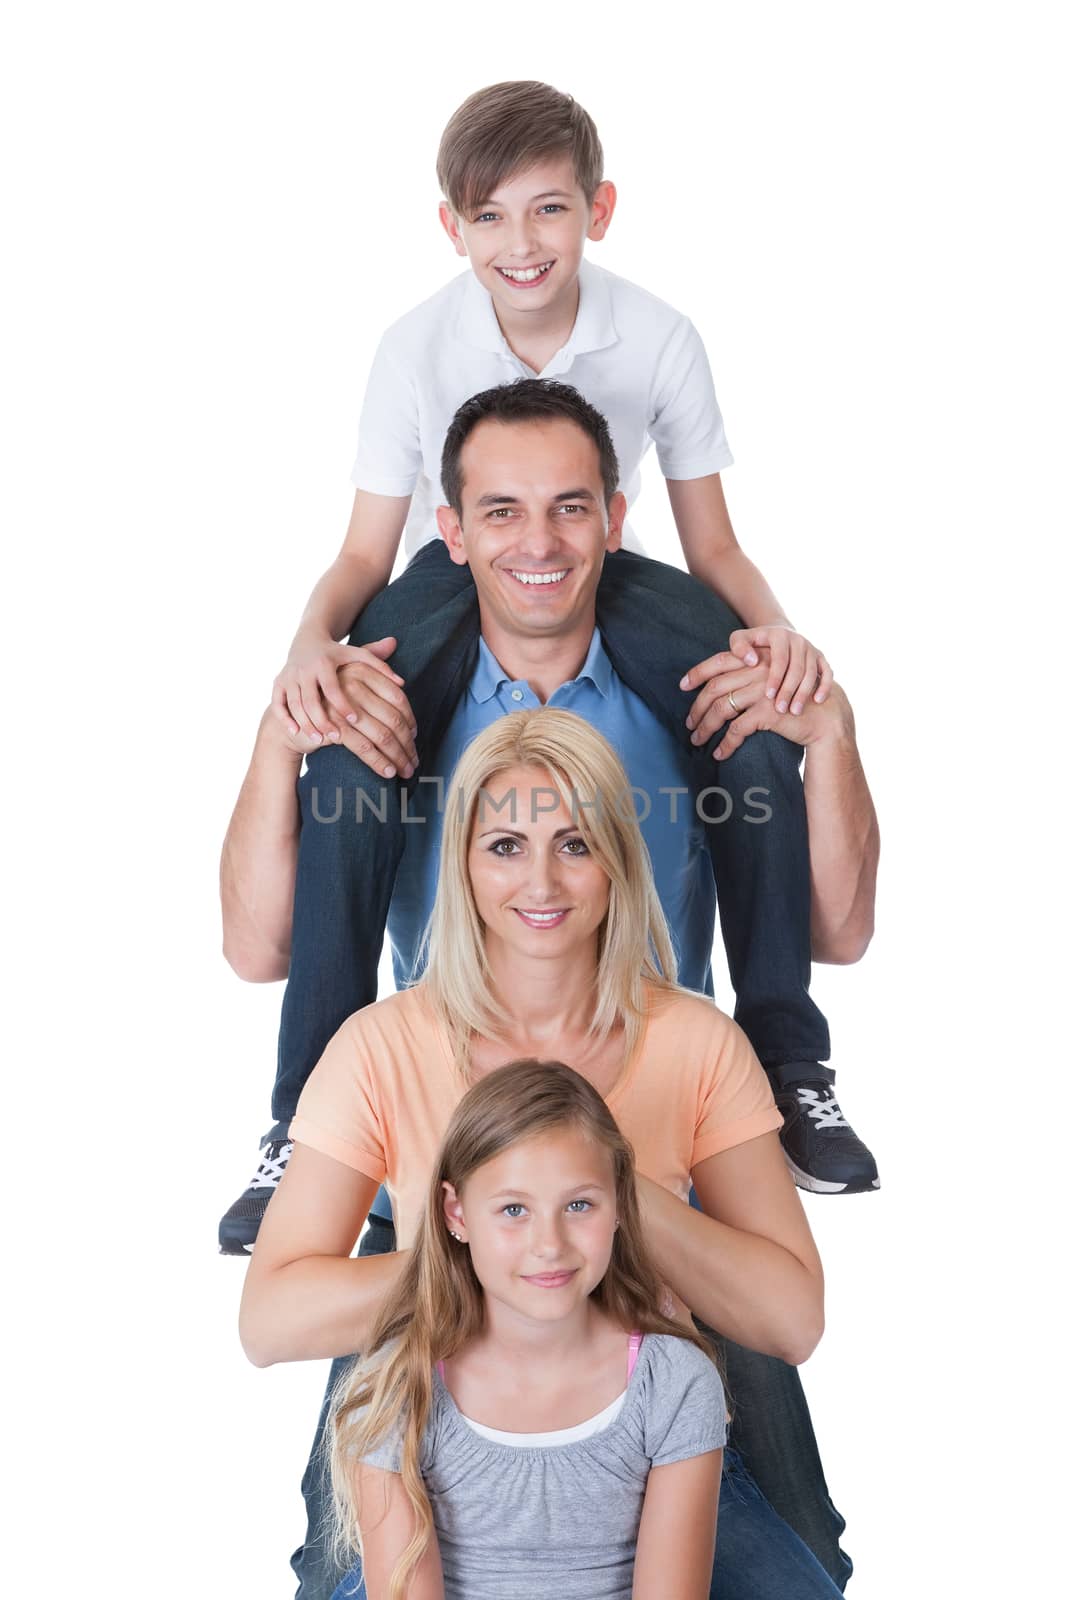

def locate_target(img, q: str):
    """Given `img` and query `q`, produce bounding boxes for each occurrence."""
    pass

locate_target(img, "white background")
[4,3,1072,1595]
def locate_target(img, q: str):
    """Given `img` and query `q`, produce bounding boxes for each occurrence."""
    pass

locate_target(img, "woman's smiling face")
[467,764,611,963]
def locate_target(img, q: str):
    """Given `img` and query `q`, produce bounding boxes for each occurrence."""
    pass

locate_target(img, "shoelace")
[249,1139,294,1189]
[795,1087,849,1130]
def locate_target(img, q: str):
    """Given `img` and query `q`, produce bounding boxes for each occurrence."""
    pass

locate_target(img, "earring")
[613,1219,619,1230]
[449,1230,463,1241]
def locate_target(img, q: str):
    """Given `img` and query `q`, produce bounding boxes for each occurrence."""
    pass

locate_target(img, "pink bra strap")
[436,1359,446,1380]
[627,1331,643,1379]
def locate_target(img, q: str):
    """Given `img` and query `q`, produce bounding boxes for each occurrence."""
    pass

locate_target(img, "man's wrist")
[256,707,306,768]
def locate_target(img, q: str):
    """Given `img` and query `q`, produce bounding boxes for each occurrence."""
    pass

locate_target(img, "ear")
[437,503,470,567]
[604,490,627,554]
[587,180,617,243]
[438,201,469,258]
[441,1181,468,1241]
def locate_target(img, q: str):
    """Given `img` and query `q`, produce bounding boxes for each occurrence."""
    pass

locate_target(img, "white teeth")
[499,262,553,282]
[509,570,568,585]
[518,911,563,922]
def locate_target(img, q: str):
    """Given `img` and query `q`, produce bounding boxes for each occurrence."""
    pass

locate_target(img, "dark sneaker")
[218,1138,294,1255]
[767,1065,879,1195]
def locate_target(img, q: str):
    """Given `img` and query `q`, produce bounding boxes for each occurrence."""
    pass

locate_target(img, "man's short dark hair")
[440,380,621,516]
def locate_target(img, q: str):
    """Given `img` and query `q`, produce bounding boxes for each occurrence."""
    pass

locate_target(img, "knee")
[299,745,399,831]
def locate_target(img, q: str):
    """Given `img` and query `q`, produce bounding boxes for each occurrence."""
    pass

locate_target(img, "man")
[221,381,879,1595]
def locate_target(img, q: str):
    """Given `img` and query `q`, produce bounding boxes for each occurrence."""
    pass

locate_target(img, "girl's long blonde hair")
[329,1061,716,1600]
[421,708,679,1070]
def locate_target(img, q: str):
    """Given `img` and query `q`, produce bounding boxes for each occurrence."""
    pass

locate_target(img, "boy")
[222,80,877,1253]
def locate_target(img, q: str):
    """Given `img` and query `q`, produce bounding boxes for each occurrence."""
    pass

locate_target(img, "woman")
[241,708,840,1598]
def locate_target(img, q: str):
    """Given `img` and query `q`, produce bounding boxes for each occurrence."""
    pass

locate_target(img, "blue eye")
[539,204,566,214]
[502,1203,526,1218]
[566,1199,592,1213]
[474,212,499,224]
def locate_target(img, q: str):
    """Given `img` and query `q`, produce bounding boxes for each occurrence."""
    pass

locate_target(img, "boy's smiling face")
[439,156,616,331]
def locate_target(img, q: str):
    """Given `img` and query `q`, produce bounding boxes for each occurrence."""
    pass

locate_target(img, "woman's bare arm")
[239,1143,407,1367]
[636,1133,824,1365]
[632,1452,722,1600]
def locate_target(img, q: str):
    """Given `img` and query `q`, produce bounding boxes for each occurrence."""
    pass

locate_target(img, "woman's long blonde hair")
[328,1061,716,1600]
[421,708,679,1070]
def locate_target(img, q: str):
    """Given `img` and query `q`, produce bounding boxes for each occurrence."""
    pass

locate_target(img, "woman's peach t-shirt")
[289,982,783,1248]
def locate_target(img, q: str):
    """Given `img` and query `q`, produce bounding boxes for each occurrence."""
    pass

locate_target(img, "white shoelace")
[249,1140,294,1189]
[795,1087,849,1130]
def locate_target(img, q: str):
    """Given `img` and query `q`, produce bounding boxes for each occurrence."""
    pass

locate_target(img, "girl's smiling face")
[442,1122,619,1325]
[467,764,612,964]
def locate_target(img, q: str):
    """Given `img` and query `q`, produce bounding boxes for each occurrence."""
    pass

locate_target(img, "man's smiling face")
[437,416,625,646]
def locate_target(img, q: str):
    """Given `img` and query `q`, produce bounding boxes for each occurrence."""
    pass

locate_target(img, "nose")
[515,512,560,562]
[531,1209,567,1260]
[525,845,563,904]
[505,215,540,259]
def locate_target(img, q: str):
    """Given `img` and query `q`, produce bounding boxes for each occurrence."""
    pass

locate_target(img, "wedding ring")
[726,691,740,715]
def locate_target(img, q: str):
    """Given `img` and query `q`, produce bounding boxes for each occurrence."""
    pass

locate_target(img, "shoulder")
[641,983,737,1048]
[376,272,473,363]
[594,263,692,332]
[341,984,438,1050]
[635,1334,727,1449]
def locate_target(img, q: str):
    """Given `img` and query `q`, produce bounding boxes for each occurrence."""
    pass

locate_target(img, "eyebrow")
[487,1182,607,1202]
[474,190,575,208]
[474,489,597,509]
[476,825,581,840]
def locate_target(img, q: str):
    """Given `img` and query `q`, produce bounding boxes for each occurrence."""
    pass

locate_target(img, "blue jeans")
[268,543,828,1136]
[291,1219,852,1599]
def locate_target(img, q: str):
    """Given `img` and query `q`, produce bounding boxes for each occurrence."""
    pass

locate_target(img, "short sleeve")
[350,332,423,497]
[643,1337,727,1467]
[648,318,734,481]
[692,1014,783,1166]
[289,1014,388,1181]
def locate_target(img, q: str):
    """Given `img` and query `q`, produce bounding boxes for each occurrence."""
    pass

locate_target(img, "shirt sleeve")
[691,1013,783,1166]
[289,1013,388,1181]
[350,331,424,497]
[648,318,734,481]
[644,1336,728,1467]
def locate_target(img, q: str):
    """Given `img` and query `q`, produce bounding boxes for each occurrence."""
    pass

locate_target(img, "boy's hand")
[726,625,833,716]
[273,635,414,753]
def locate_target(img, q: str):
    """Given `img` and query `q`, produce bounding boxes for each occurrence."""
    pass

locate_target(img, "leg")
[596,549,828,1066]
[712,1448,846,1599]
[722,1341,852,1592]
[291,1216,397,1599]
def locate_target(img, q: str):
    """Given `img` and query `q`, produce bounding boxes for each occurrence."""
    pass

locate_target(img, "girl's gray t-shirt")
[362,1332,727,1600]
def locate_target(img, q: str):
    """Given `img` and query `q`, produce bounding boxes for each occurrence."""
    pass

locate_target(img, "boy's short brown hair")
[437,81,604,216]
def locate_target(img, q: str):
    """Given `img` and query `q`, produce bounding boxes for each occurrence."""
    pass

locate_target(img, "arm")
[636,1132,824,1365]
[666,473,790,629]
[353,1462,446,1600]
[219,708,305,981]
[632,1452,722,1600]
[274,488,418,744]
[712,682,879,963]
[239,1143,409,1367]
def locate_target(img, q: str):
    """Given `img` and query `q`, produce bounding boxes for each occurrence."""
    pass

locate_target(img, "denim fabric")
[271,542,827,1130]
[292,1219,850,1600]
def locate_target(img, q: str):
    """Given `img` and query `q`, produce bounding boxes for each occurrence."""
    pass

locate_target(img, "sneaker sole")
[218,1236,255,1257]
[784,1155,881,1195]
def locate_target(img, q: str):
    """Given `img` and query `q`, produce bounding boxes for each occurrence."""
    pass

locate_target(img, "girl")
[329,1059,726,1600]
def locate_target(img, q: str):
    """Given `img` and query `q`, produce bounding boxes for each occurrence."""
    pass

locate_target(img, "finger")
[350,638,405,685]
[774,642,806,714]
[789,651,820,716]
[683,652,753,725]
[813,655,834,704]
[727,628,761,668]
[693,677,767,747]
[339,710,417,780]
[286,685,324,745]
[713,702,768,761]
[766,636,791,701]
[688,667,766,742]
[272,679,301,737]
[297,671,341,739]
[339,667,419,760]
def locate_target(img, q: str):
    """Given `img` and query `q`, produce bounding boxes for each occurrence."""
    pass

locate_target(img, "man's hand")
[272,633,413,748]
[714,680,856,762]
[726,625,833,714]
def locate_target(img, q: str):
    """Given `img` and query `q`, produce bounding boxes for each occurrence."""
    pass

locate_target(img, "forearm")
[294,549,396,647]
[804,694,880,963]
[637,1177,823,1365]
[240,1248,410,1367]
[219,711,303,981]
[666,473,790,628]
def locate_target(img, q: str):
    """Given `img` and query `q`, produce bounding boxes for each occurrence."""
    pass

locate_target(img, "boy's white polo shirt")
[351,259,733,557]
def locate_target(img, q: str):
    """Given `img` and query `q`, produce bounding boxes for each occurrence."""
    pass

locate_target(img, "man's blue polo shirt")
[387,628,716,994]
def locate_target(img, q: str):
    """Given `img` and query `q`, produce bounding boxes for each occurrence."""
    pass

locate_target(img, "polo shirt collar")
[454,259,618,363]
[469,628,612,705]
